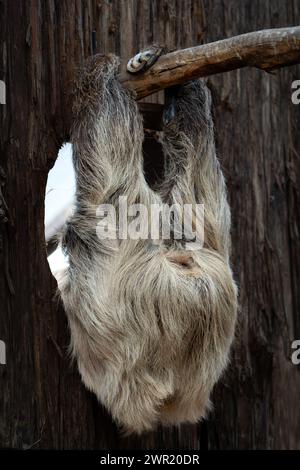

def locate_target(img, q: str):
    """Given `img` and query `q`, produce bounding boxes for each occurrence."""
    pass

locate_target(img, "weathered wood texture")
[0,0,300,450]
[121,27,300,99]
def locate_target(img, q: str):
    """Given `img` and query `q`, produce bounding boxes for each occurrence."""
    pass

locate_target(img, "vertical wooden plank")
[203,0,300,450]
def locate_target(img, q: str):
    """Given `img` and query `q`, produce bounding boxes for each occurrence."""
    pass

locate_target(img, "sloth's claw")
[127,45,163,73]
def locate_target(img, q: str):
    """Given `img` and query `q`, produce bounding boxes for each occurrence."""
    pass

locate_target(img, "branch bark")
[120,27,300,99]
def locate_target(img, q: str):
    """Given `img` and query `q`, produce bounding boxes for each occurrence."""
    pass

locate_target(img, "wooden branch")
[120,27,300,99]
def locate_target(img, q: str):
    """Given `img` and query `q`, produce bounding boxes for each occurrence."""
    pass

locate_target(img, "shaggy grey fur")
[57,53,238,434]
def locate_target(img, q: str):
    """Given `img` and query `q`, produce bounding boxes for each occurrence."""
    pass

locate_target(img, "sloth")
[57,49,238,434]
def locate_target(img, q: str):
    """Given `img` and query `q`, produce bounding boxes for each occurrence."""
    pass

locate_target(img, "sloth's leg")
[160,80,231,256]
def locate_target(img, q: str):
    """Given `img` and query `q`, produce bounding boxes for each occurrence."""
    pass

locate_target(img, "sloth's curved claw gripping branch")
[127,45,164,73]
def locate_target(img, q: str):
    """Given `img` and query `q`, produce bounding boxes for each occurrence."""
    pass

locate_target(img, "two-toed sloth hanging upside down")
[57,48,238,434]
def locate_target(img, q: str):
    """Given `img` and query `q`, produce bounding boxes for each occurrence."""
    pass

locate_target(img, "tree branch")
[120,27,300,99]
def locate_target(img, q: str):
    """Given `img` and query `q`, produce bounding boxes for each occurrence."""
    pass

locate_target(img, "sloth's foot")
[127,45,163,73]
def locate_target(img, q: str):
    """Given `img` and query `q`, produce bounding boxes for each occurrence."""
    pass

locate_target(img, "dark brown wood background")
[0,0,300,449]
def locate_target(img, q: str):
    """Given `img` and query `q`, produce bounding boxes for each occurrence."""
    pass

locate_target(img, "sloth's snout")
[163,100,177,125]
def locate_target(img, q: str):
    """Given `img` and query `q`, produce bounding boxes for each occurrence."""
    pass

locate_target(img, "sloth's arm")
[71,54,145,208]
[161,81,231,256]
[60,55,149,256]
